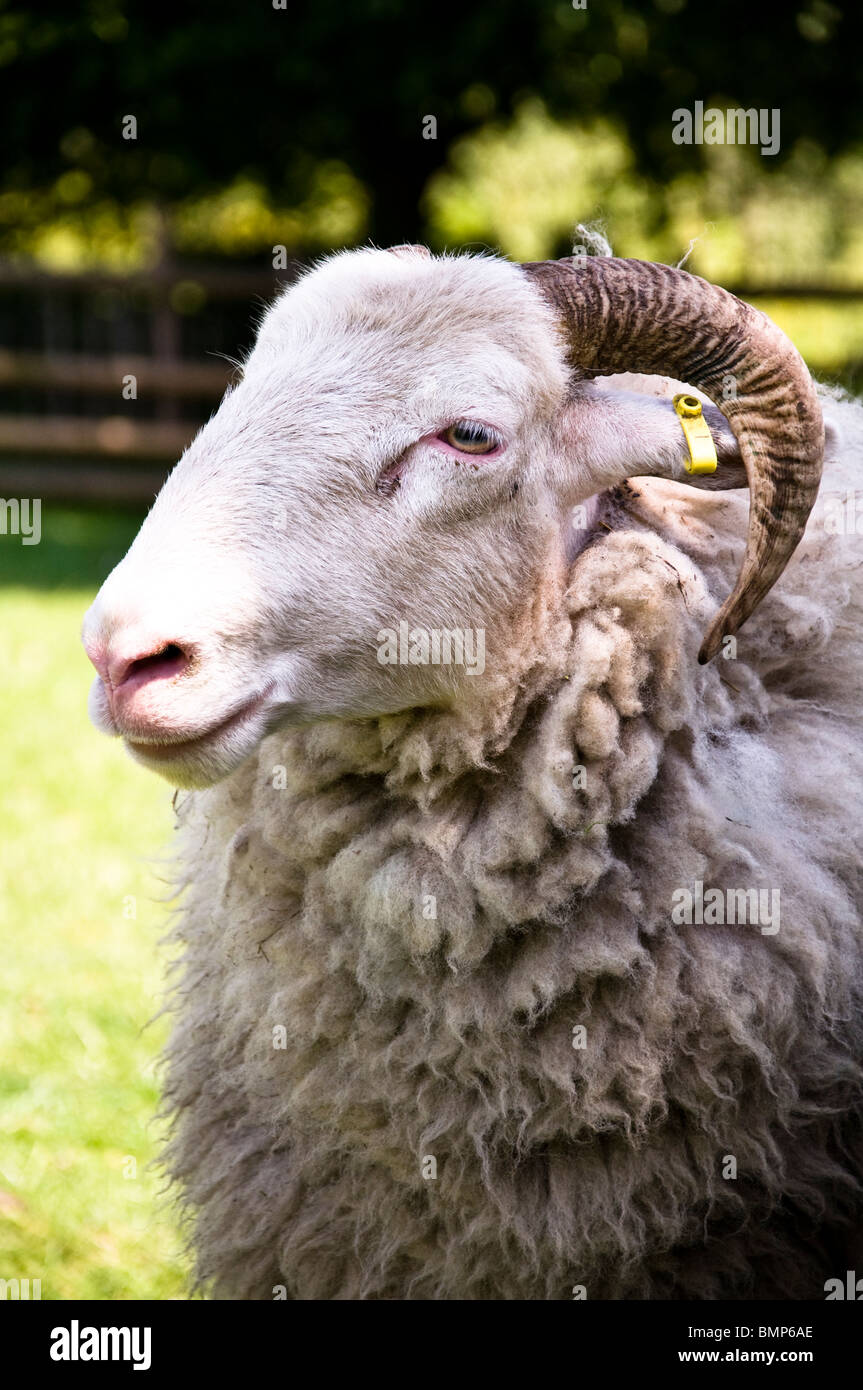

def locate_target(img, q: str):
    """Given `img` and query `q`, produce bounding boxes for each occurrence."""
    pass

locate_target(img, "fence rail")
[0,350,230,398]
[0,415,197,459]
[0,261,298,298]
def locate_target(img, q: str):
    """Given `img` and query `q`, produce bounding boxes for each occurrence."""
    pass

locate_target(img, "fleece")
[161,384,863,1300]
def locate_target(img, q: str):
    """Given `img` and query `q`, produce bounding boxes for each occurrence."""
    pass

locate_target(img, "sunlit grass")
[753,298,863,390]
[0,510,192,1300]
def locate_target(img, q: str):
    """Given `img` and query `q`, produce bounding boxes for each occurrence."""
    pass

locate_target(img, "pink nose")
[84,632,193,698]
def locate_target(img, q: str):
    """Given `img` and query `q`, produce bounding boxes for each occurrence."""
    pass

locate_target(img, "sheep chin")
[123,690,277,789]
[125,734,250,790]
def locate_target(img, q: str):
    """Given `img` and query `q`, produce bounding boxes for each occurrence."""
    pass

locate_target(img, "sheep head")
[82,246,823,788]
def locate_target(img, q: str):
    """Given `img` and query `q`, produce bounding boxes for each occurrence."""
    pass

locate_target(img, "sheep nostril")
[113,641,191,691]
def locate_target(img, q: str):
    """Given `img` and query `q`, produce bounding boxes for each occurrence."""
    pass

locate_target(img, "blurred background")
[0,0,860,1299]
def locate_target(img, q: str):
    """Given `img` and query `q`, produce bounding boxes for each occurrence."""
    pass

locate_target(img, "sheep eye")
[443,420,500,454]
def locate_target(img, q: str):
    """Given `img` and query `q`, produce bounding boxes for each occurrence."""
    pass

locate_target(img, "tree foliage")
[0,0,858,250]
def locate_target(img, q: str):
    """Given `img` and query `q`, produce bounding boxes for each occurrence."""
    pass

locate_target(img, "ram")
[83,245,863,1299]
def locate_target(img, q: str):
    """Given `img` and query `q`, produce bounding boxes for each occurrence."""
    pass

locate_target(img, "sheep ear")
[553,383,747,500]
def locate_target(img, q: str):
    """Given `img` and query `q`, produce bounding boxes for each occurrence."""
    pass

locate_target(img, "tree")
[0,0,859,253]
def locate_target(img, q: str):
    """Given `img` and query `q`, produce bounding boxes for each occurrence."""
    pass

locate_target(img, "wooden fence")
[0,260,861,504]
[0,259,298,502]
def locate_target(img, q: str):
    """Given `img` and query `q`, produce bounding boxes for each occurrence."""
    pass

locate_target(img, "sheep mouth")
[124,688,273,762]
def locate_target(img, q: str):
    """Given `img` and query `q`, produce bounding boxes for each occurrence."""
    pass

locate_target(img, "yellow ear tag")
[673,393,718,475]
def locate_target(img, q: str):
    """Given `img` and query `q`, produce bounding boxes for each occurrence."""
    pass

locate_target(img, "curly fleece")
[162,385,863,1300]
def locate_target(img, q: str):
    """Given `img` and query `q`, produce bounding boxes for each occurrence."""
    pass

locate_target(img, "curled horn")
[522,257,824,663]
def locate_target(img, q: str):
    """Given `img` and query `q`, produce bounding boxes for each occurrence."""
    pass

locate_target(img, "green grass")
[753,298,863,397]
[0,507,192,1300]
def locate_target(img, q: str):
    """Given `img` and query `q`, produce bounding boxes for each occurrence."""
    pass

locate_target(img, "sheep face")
[82,247,730,789]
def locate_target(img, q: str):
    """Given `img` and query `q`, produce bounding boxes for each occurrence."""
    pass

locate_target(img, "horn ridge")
[522,256,823,661]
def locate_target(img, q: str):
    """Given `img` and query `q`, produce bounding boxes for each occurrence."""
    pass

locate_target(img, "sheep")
[82,245,863,1300]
